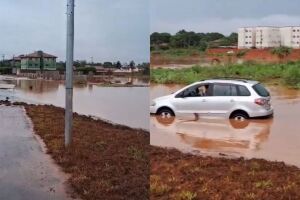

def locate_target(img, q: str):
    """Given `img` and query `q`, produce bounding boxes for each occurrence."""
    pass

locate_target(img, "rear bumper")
[249,108,274,118]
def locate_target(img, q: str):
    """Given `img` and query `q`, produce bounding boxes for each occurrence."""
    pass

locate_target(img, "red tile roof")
[22,51,57,58]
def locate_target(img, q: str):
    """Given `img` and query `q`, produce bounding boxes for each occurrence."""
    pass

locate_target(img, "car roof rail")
[207,77,251,83]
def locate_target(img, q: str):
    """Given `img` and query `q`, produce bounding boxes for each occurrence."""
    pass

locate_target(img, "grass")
[151,61,300,88]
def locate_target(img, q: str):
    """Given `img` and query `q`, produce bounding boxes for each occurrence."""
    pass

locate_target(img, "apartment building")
[237,27,256,48]
[281,26,300,48]
[238,26,300,49]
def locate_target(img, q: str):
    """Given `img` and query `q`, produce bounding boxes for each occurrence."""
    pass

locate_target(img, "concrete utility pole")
[65,0,75,147]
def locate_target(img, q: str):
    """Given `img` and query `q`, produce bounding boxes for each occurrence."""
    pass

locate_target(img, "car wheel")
[230,112,249,129]
[157,108,175,118]
[230,112,248,121]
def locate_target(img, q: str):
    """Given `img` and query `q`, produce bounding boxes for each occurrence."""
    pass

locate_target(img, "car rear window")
[252,83,270,97]
[237,85,251,96]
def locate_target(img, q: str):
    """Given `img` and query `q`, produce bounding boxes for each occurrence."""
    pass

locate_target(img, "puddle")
[150,84,300,167]
[0,77,149,130]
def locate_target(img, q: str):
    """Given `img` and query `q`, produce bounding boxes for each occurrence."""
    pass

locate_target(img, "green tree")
[115,61,122,69]
[129,60,135,69]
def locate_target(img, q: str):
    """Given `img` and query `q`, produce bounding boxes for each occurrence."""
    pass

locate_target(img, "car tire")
[157,108,175,118]
[229,112,249,129]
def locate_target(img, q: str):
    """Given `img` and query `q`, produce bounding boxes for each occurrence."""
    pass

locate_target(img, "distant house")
[20,51,57,71]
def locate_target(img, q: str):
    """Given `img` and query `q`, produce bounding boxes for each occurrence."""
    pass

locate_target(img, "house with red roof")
[20,50,57,71]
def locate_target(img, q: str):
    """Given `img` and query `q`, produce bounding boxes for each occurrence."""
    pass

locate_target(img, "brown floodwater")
[150,84,300,167]
[0,76,149,130]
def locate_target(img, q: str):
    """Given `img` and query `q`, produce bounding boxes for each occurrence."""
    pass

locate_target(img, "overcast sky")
[151,0,300,35]
[0,0,149,63]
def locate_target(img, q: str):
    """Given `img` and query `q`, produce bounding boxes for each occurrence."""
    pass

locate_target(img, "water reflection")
[151,116,272,155]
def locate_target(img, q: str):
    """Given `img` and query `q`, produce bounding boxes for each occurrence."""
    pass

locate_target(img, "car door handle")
[230,99,235,102]
[202,99,206,102]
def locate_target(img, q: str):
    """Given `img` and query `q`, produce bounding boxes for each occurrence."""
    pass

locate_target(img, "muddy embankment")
[151,48,300,68]
[0,101,149,200]
[151,146,300,200]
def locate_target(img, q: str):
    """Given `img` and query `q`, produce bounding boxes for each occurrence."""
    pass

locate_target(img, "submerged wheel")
[229,111,249,129]
[156,108,175,125]
[230,111,249,121]
[157,108,175,118]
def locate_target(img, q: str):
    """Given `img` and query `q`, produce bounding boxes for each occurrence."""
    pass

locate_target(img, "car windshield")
[252,83,270,97]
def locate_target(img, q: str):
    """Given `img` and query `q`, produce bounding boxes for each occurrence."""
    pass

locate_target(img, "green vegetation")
[151,48,205,59]
[271,46,292,61]
[151,62,300,88]
[150,30,237,51]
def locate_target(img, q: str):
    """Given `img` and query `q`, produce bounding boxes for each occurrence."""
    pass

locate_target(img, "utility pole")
[65,0,75,147]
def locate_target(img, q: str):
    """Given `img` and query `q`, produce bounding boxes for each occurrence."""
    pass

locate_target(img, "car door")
[206,83,238,116]
[171,83,212,114]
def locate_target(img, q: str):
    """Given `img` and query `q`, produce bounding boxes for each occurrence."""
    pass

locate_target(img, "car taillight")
[255,98,266,106]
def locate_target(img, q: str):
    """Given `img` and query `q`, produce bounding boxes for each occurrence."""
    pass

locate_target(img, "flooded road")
[0,76,149,130]
[150,84,300,167]
[0,105,74,200]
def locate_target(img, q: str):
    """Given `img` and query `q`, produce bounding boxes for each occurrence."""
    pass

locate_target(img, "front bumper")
[150,106,157,114]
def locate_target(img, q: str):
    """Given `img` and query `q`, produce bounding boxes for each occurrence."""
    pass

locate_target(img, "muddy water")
[0,77,149,130]
[150,84,300,167]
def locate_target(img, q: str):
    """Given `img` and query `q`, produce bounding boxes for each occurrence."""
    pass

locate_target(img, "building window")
[245,42,248,44]
[293,30,296,32]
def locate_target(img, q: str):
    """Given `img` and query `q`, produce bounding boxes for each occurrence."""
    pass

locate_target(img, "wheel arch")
[156,106,175,116]
[229,109,249,119]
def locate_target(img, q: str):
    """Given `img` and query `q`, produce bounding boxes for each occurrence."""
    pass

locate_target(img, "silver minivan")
[150,79,274,120]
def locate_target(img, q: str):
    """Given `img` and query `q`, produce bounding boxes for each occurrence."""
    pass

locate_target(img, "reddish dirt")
[151,146,300,200]
[22,103,149,200]
[151,48,300,66]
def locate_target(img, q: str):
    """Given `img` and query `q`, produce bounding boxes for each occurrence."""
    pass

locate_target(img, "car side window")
[176,84,211,98]
[237,85,251,96]
[213,84,238,96]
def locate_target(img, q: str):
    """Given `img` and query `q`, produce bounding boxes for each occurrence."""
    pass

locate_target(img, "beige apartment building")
[238,26,300,49]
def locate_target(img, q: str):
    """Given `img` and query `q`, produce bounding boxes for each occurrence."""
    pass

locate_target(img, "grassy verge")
[21,103,149,200]
[151,62,300,88]
[151,146,300,200]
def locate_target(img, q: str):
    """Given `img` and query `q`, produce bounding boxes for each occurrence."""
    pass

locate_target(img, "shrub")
[283,65,300,88]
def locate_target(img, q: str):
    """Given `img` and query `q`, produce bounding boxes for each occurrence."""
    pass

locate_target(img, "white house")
[238,26,300,49]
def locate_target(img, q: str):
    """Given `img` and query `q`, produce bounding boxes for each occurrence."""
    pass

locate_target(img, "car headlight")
[151,101,156,106]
